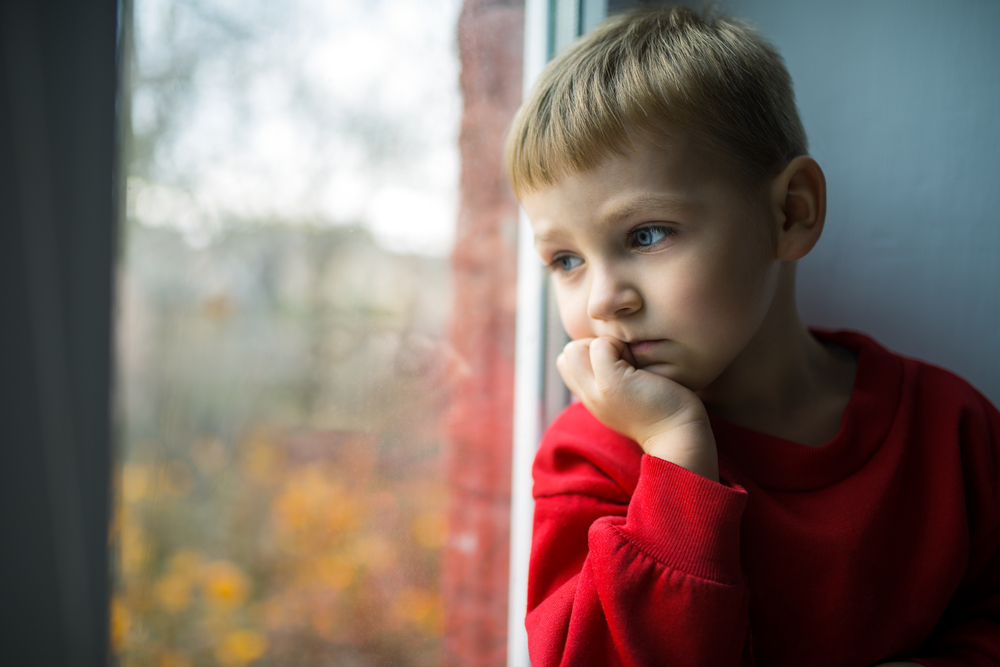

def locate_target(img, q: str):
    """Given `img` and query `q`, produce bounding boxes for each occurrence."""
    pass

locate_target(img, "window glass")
[113,0,463,664]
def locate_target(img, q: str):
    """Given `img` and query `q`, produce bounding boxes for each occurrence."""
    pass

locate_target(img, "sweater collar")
[710,330,904,492]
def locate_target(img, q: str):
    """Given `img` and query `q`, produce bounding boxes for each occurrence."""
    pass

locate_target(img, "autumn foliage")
[112,226,454,666]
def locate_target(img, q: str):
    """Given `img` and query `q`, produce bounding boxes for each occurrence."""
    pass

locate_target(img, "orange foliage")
[113,427,446,666]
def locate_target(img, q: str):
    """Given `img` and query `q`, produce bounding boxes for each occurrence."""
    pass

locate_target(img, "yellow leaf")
[215,629,267,666]
[202,561,250,610]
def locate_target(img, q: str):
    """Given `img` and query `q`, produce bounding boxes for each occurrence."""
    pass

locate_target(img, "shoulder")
[900,351,1000,507]
[898,348,1000,472]
[869,333,1000,432]
[532,402,644,502]
[827,329,1000,525]
[896,349,1000,545]
[819,328,997,422]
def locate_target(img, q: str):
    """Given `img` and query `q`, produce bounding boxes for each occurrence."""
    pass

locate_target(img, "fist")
[557,337,719,481]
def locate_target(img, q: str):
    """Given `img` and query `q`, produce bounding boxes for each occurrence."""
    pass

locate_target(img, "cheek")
[555,287,592,340]
[726,239,781,319]
[671,248,778,332]
[667,269,725,326]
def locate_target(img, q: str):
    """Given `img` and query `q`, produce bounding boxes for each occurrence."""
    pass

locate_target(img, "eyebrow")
[532,193,699,246]
[602,194,698,227]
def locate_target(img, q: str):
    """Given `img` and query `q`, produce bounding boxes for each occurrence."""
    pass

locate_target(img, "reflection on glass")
[113,0,461,664]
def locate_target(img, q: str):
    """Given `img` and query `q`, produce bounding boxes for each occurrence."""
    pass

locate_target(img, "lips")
[626,339,666,356]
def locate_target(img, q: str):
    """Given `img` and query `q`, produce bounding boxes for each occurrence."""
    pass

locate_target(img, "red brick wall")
[444,0,524,665]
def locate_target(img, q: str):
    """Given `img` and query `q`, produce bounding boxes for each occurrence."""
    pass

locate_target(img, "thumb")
[589,337,632,395]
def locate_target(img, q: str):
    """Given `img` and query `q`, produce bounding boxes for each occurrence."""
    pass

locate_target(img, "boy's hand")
[557,337,719,482]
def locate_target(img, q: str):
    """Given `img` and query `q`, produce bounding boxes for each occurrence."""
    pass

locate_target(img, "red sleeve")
[527,405,751,667]
[911,387,1000,667]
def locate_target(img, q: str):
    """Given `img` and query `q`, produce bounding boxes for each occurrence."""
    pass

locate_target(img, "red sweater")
[527,331,1000,667]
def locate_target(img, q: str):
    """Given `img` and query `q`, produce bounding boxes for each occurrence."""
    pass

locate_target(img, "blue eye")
[550,255,583,272]
[633,226,670,247]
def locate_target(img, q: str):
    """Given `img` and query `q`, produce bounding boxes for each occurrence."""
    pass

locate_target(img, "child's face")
[521,135,784,393]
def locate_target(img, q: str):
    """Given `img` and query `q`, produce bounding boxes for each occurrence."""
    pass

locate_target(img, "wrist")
[643,417,719,483]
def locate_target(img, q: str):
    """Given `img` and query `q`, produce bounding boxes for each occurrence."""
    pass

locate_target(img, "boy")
[504,5,1000,667]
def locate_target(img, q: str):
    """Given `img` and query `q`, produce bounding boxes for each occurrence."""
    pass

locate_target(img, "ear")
[769,156,826,261]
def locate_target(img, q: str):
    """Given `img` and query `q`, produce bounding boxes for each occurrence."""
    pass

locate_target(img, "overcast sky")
[128,0,464,256]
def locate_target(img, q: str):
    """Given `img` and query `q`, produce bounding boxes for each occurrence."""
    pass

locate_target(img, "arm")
[528,435,750,666]
[525,338,751,666]
[904,514,1000,667]
[897,386,1000,667]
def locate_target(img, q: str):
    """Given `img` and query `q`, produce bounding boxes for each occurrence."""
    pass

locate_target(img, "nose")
[586,263,641,320]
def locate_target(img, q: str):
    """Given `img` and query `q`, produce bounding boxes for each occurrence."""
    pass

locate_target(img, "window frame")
[507,1,608,665]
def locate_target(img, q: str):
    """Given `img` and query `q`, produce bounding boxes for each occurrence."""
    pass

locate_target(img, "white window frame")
[508,1,608,665]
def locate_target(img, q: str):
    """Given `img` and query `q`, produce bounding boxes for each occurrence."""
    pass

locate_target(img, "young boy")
[504,5,1000,666]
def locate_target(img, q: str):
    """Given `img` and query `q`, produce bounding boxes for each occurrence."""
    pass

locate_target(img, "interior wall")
[723,0,1000,405]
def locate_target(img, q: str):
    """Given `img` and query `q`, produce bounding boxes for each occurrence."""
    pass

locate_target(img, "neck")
[697,266,856,446]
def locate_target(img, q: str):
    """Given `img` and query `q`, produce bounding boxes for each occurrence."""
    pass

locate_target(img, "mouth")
[626,339,666,357]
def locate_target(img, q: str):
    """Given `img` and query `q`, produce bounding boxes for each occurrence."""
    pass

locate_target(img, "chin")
[638,362,717,393]
[638,362,689,384]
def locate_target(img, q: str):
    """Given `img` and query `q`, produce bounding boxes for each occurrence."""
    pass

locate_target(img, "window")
[112,0,504,665]
[8,1,995,666]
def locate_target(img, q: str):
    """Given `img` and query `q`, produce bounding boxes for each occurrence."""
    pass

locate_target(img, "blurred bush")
[113,224,453,666]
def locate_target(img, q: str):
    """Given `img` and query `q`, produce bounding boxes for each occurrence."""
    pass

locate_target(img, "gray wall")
[724,0,1000,406]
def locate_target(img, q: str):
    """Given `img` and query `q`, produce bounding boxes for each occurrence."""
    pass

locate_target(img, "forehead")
[522,135,753,238]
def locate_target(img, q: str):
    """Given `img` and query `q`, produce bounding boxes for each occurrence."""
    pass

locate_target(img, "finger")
[588,338,629,393]
[556,351,583,397]
[591,336,638,368]
[589,336,619,369]
[597,336,629,358]
[557,340,595,397]
[620,341,637,368]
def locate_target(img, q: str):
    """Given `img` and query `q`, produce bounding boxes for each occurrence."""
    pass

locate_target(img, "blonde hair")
[505,4,808,197]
